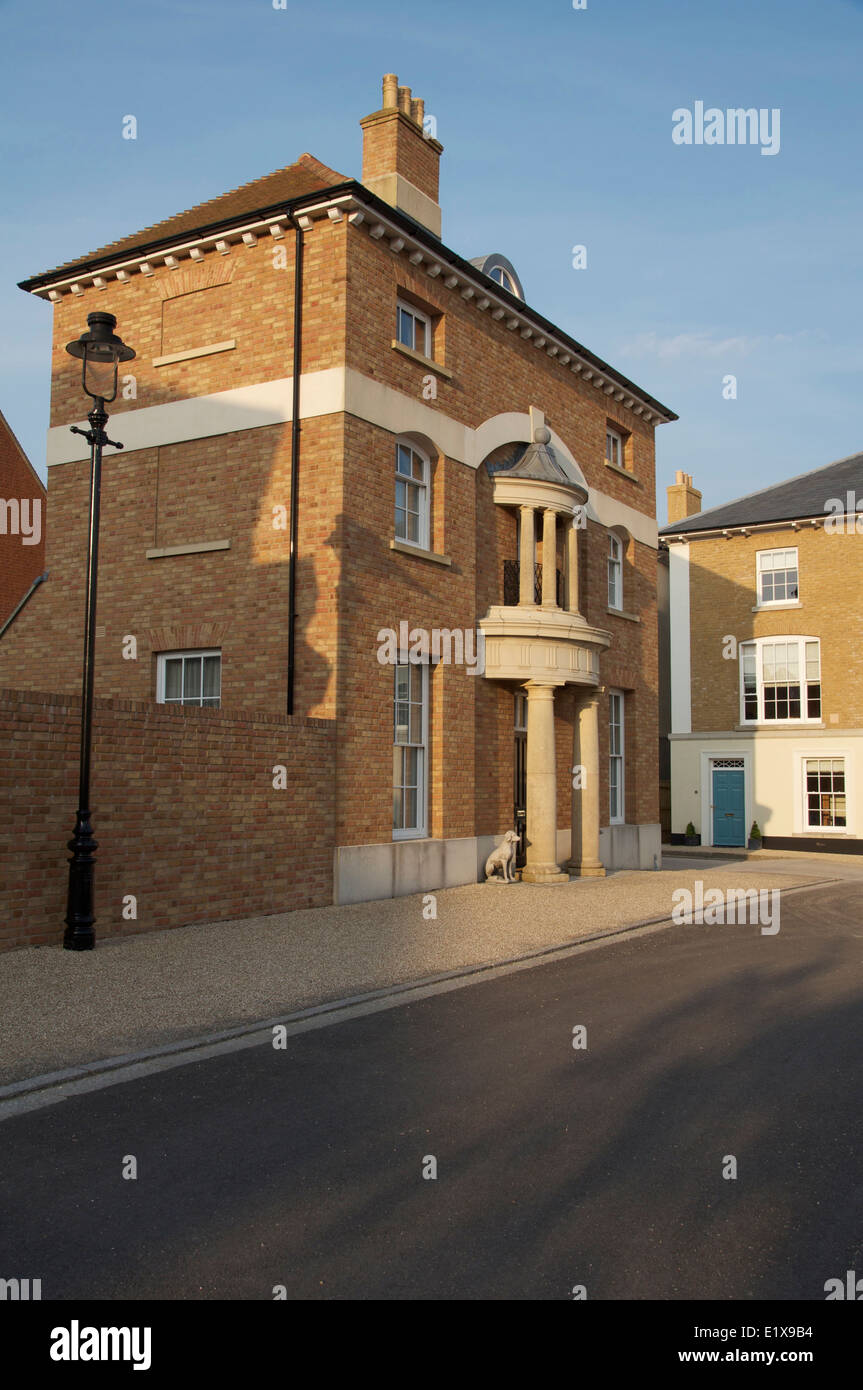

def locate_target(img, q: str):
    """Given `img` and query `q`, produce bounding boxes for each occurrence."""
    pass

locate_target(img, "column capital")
[577,685,602,706]
[523,678,565,693]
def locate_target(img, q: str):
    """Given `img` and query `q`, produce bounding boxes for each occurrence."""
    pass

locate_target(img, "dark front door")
[514,693,527,868]
[712,767,745,846]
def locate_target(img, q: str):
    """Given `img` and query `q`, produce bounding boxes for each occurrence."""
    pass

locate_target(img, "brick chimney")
[667,470,702,525]
[360,74,443,238]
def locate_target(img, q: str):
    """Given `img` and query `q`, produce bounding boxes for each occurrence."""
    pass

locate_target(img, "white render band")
[46,369,659,548]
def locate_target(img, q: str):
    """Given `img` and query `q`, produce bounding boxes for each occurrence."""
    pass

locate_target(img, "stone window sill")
[146,540,231,559]
[153,340,236,367]
[391,340,453,379]
[734,722,825,732]
[606,606,640,623]
[751,600,801,612]
[604,460,641,486]
[390,539,452,567]
[794,831,854,837]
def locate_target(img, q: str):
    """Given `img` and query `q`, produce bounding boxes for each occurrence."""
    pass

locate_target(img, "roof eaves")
[18,176,678,424]
[347,187,678,423]
[17,179,359,292]
[661,513,829,539]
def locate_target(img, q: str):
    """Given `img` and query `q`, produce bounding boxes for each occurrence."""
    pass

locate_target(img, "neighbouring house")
[0,408,46,630]
[661,454,863,851]
[0,74,677,948]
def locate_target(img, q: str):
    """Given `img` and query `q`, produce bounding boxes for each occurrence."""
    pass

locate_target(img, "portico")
[480,413,612,883]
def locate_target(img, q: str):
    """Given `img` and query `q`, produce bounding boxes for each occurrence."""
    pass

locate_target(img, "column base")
[566,860,606,878]
[521,864,570,884]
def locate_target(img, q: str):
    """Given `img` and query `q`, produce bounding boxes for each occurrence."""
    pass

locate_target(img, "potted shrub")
[748,821,763,851]
[684,821,700,847]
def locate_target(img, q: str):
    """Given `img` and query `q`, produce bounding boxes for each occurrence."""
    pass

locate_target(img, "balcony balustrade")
[502,559,564,608]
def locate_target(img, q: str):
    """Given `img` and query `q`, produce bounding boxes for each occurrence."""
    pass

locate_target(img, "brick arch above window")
[396,428,442,464]
[147,623,228,652]
[156,262,235,301]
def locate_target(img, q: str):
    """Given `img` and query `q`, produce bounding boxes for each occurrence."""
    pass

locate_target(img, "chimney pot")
[361,76,443,237]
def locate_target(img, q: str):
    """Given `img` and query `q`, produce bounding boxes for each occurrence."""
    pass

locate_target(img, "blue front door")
[712,769,745,846]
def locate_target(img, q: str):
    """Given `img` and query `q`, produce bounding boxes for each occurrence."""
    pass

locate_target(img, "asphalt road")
[2,878,862,1300]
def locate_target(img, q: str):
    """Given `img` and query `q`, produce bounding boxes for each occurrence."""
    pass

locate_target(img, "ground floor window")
[805,758,846,828]
[609,690,624,823]
[157,650,221,707]
[393,662,427,837]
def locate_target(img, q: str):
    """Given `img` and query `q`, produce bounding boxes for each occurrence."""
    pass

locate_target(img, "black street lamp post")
[63,312,135,951]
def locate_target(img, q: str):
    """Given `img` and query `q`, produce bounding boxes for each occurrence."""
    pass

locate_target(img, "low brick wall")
[0,688,336,951]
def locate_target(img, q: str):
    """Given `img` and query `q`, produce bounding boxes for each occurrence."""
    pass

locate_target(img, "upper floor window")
[157,650,221,708]
[606,428,624,470]
[396,300,431,357]
[608,532,623,610]
[757,548,798,605]
[489,266,516,294]
[740,637,820,724]
[395,440,430,549]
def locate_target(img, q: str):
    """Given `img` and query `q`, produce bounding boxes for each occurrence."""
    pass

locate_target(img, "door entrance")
[711,761,745,846]
[514,693,527,868]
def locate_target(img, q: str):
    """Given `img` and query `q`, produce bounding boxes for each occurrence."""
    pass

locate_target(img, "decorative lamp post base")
[63,810,98,950]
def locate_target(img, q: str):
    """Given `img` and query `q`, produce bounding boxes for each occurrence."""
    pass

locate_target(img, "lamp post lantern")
[62,311,135,950]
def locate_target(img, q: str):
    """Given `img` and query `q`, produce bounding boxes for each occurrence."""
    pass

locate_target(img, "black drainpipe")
[0,570,49,640]
[286,214,303,716]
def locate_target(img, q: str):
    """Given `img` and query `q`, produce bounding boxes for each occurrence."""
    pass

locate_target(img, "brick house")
[1,75,676,917]
[0,408,46,628]
[661,455,863,851]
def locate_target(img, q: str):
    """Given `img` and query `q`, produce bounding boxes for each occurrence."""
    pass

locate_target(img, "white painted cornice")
[493,474,587,515]
[26,197,355,301]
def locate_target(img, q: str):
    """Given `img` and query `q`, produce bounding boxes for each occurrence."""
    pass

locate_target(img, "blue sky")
[1,0,861,515]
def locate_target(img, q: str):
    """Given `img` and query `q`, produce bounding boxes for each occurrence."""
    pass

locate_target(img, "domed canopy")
[489,424,589,512]
[504,426,579,489]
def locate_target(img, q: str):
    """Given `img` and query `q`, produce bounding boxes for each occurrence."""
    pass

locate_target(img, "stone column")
[519,505,535,606]
[566,518,580,614]
[521,680,569,883]
[568,689,605,876]
[541,508,557,607]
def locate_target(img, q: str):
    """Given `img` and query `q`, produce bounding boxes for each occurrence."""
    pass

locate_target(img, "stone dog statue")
[484,830,520,884]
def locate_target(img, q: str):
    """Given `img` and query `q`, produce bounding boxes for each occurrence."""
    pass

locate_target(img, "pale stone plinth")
[521,865,570,884]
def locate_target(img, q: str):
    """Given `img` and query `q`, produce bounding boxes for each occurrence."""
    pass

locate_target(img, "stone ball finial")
[534,425,551,444]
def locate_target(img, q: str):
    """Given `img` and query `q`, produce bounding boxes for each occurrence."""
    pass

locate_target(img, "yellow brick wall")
[686,526,862,730]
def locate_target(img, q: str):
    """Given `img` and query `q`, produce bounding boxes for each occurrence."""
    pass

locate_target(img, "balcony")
[480,601,611,688]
